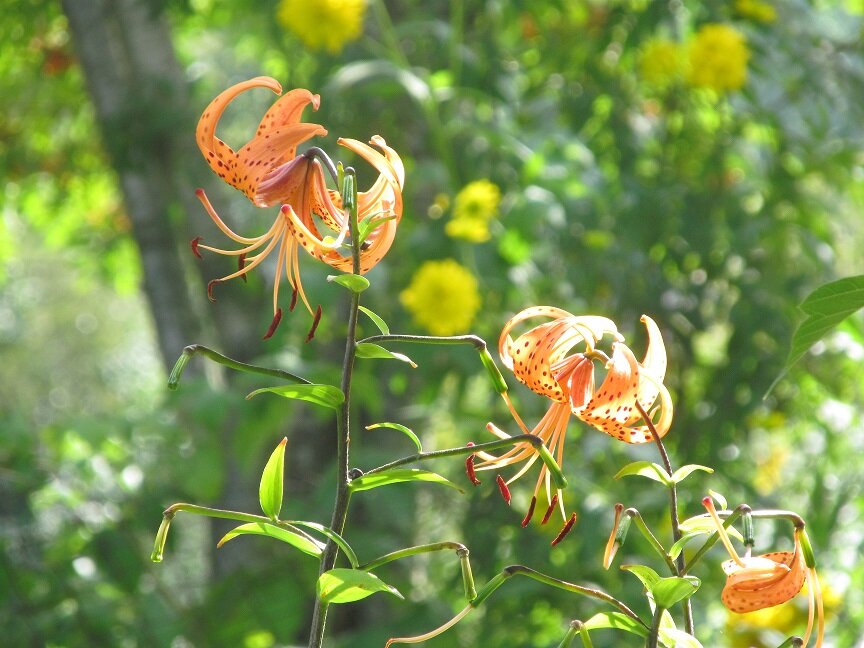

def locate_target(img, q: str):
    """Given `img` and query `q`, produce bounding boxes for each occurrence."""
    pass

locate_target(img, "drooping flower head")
[193,77,404,337]
[475,308,673,528]
[703,498,825,646]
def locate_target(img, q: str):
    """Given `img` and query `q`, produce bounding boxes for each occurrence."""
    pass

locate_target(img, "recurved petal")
[721,549,805,613]
[339,136,405,219]
[196,76,282,185]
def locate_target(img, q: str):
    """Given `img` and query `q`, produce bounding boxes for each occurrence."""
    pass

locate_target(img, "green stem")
[470,565,648,629]
[168,344,310,389]
[363,433,567,490]
[622,508,679,574]
[646,606,666,648]
[307,171,361,648]
[636,401,693,635]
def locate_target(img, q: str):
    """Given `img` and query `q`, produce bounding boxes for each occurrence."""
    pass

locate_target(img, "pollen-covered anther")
[541,494,559,525]
[289,285,298,312]
[496,475,511,505]
[551,512,578,546]
[238,253,248,282]
[305,305,323,342]
[191,236,203,259]
[521,496,537,528]
[263,308,283,340]
[465,443,481,486]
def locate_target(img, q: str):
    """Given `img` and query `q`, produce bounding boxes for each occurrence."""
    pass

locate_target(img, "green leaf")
[678,515,744,542]
[284,520,359,568]
[259,437,286,520]
[355,343,417,368]
[246,383,344,409]
[327,273,370,293]
[580,611,648,638]
[216,522,324,557]
[668,532,705,561]
[316,568,403,604]
[357,214,397,245]
[621,564,662,590]
[358,305,390,334]
[366,422,423,453]
[669,464,713,484]
[613,461,671,486]
[650,576,701,609]
[659,628,704,648]
[772,275,864,391]
[707,490,727,511]
[349,469,463,493]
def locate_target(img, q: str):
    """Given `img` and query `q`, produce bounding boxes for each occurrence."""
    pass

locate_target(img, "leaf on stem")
[317,568,403,604]
[669,464,713,484]
[259,438,286,520]
[349,469,463,493]
[613,461,671,486]
[579,611,648,638]
[621,564,662,590]
[327,273,370,293]
[658,627,704,648]
[216,522,325,557]
[366,422,423,452]
[355,343,417,368]
[246,383,345,409]
[358,305,390,334]
[650,575,701,609]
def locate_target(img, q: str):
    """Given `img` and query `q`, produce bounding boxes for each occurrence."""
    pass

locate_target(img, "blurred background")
[2,0,863,646]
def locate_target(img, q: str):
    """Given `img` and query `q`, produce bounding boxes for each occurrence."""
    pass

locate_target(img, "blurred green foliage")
[2,0,864,646]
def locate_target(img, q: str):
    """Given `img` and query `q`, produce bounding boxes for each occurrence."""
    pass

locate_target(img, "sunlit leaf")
[659,627,704,648]
[613,461,671,486]
[284,519,359,568]
[580,611,648,638]
[216,522,324,557]
[669,464,713,484]
[621,564,662,590]
[358,305,390,334]
[366,422,423,452]
[246,383,344,409]
[316,568,403,604]
[259,437,286,520]
[327,273,370,293]
[707,490,727,511]
[349,469,463,493]
[355,343,417,368]
[650,576,700,609]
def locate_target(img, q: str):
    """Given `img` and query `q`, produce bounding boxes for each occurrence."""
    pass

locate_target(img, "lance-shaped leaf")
[670,515,745,559]
[217,522,325,558]
[621,564,662,591]
[358,305,390,334]
[317,568,403,604]
[327,273,370,293]
[285,520,359,568]
[355,343,417,368]
[366,422,423,453]
[259,438,286,520]
[246,383,344,409]
[349,469,463,493]
[614,461,671,486]
[669,464,713,484]
[579,611,648,638]
[650,576,701,609]
[659,628,704,648]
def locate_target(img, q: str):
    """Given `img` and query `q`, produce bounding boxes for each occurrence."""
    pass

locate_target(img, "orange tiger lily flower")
[704,498,824,646]
[475,308,672,525]
[192,77,404,336]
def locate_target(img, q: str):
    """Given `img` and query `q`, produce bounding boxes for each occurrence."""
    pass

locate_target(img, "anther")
[541,494,559,525]
[521,496,537,528]
[465,442,480,486]
[305,305,322,342]
[238,253,247,282]
[263,308,283,340]
[551,513,578,546]
[289,286,298,312]
[496,475,511,505]
[206,279,220,302]
[190,237,203,259]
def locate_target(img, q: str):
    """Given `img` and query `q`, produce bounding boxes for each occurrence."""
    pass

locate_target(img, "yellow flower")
[276,0,367,54]
[475,310,672,526]
[194,77,404,338]
[399,260,481,336]
[446,180,501,243]
[735,0,777,23]
[639,38,683,87]
[687,24,750,93]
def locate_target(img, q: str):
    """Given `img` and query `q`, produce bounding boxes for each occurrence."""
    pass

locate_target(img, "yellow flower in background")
[400,259,481,336]
[446,180,501,243]
[639,39,683,86]
[276,0,367,54]
[687,24,750,93]
[735,0,777,23]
